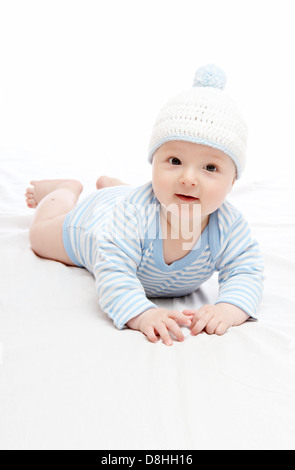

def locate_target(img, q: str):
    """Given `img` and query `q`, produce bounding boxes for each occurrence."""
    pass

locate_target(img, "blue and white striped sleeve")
[93,201,157,329]
[215,214,264,319]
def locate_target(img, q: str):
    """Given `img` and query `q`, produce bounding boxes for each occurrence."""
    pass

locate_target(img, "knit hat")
[147,64,247,178]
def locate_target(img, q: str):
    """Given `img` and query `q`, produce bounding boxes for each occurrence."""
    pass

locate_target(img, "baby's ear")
[228,175,236,193]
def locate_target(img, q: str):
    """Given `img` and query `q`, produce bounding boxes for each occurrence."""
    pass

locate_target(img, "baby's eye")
[204,164,218,172]
[168,157,181,165]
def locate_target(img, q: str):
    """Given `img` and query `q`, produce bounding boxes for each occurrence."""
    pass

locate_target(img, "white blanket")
[1,148,295,450]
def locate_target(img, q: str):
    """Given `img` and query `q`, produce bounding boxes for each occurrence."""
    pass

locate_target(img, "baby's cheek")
[205,188,228,212]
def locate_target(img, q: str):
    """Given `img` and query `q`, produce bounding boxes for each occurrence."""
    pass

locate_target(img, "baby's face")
[152,141,236,223]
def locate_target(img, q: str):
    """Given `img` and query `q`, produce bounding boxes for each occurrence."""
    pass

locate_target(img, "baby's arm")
[127,308,194,346]
[214,218,264,322]
[186,214,263,336]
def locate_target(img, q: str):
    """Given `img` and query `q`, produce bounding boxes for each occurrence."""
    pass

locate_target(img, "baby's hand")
[184,303,250,336]
[126,308,194,346]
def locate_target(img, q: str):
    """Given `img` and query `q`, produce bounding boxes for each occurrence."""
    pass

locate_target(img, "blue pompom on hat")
[193,64,227,90]
[148,64,247,178]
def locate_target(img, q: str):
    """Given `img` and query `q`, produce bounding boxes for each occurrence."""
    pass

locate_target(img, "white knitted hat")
[148,64,247,178]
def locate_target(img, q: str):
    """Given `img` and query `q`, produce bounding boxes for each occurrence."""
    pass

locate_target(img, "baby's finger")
[144,326,159,343]
[191,311,213,336]
[205,316,220,335]
[214,321,229,336]
[169,310,193,326]
[182,309,197,315]
[166,318,185,342]
[155,322,173,346]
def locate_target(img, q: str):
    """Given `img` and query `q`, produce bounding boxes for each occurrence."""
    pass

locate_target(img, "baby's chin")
[160,204,204,227]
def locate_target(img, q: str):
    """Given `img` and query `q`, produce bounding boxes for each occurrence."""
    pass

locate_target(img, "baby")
[25,65,264,346]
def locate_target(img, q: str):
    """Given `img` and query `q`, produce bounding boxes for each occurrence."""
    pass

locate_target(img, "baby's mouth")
[175,194,199,203]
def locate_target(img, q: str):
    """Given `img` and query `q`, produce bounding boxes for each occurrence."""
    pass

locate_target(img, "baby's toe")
[25,187,34,196]
[26,196,37,208]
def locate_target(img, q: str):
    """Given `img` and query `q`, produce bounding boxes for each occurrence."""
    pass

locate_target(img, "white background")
[0,0,295,185]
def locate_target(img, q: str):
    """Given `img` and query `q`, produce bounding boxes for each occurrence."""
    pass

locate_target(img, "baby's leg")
[26,179,83,265]
[96,175,128,190]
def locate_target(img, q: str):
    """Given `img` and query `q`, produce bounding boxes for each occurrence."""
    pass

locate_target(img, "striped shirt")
[62,182,264,329]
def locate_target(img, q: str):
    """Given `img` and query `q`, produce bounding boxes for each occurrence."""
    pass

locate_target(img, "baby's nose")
[180,169,198,186]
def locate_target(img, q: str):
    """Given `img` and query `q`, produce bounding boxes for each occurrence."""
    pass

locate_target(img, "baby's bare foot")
[25,179,83,208]
[25,185,38,208]
[96,175,128,190]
